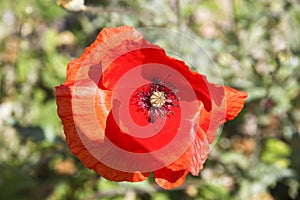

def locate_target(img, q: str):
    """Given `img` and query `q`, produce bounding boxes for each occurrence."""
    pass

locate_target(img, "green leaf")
[261,138,291,168]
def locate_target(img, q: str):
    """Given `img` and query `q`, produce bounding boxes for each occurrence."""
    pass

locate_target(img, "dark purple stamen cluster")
[134,80,179,123]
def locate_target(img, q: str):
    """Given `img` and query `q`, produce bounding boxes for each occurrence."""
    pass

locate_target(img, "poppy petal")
[140,48,213,111]
[65,26,136,85]
[188,127,210,175]
[154,168,189,190]
[223,86,248,120]
[160,86,247,176]
[162,125,210,176]
[99,39,214,111]
[56,84,150,182]
[200,86,248,143]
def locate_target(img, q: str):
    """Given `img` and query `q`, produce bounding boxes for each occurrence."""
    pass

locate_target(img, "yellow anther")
[150,91,166,107]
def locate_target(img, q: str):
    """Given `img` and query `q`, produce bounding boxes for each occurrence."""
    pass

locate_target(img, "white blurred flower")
[57,0,87,12]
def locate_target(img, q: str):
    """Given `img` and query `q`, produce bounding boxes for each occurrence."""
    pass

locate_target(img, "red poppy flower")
[56,26,247,190]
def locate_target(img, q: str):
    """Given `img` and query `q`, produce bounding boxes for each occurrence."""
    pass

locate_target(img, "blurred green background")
[0,0,300,199]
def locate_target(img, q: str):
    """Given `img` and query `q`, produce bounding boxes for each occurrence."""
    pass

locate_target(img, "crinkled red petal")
[186,127,210,175]
[101,45,214,111]
[160,86,247,179]
[56,85,150,181]
[56,26,152,182]
[154,167,189,190]
[65,26,135,85]
[199,86,248,143]
[105,105,181,153]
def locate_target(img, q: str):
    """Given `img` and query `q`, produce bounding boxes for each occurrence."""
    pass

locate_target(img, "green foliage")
[261,138,291,168]
[0,0,300,199]
[197,184,231,200]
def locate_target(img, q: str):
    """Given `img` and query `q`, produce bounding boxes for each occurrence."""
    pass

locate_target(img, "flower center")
[150,91,166,107]
[132,80,179,123]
